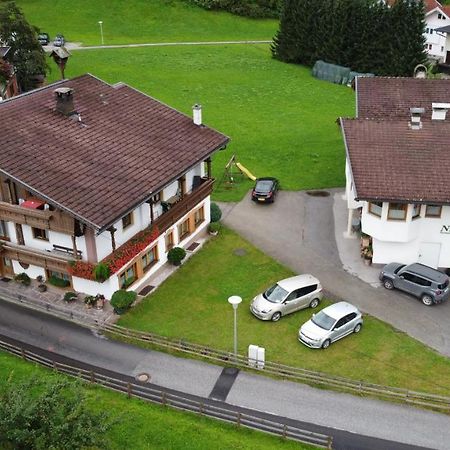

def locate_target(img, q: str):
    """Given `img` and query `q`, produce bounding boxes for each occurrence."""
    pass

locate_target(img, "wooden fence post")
[127,382,132,398]
[327,436,333,449]
[162,392,167,406]
[90,371,95,384]
[199,402,204,415]
[21,348,26,360]
[282,424,287,438]
[236,412,241,427]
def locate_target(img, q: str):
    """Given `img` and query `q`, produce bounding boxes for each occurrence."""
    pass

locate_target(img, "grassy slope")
[118,227,450,396]
[1,351,316,450]
[45,44,354,201]
[18,0,277,45]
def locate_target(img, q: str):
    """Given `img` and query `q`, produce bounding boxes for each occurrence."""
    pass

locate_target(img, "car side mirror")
[399,275,404,279]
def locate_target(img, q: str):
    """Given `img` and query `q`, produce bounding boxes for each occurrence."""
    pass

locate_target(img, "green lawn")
[118,227,450,397]
[1,351,317,450]
[18,0,277,45]
[45,44,354,202]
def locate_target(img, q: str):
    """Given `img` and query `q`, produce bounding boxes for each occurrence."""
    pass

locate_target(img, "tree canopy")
[0,377,110,450]
[272,0,427,76]
[0,1,48,92]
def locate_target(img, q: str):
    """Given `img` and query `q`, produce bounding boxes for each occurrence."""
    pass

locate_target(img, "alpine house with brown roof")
[340,76,450,268]
[0,74,229,297]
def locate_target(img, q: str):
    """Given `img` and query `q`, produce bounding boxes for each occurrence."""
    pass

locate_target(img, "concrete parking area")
[219,189,450,357]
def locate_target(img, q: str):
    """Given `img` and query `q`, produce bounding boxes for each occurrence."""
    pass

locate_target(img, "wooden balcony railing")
[0,240,71,274]
[153,178,214,234]
[0,201,75,234]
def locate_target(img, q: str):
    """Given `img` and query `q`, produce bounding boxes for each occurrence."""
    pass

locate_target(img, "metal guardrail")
[0,338,333,449]
[1,288,450,413]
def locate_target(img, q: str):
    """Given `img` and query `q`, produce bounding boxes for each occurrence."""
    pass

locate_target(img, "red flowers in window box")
[68,226,159,281]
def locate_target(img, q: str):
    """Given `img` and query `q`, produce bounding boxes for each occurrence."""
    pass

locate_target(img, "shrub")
[208,222,220,233]
[84,295,96,306]
[167,246,187,265]
[110,290,136,311]
[210,202,222,222]
[63,291,77,302]
[36,275,44,283]
[93,262,110,282]
[185,0,281,18]
[48,275,70,288]
[14,272,31,286]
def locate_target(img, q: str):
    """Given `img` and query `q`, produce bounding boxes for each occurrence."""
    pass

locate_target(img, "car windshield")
[311,310,335,330]
[263,283,288,303]
[394,265,405,274]
[255,180,273,193]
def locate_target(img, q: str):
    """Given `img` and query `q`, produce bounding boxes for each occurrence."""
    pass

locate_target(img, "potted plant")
[208,222,220,236]
[110,289,137,314]
[167,246,186,266]
[36,275,47,292]
[93,262,110,282]
[95,294,105,310]
[63,291,77,303]
[14,272,31,286]
[84,295,96,309]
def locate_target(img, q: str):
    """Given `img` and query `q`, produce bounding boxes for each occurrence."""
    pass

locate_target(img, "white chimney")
[432,103,450,121]
[44,203,50,210]
[409,107,424,130]
[192,104,202,126]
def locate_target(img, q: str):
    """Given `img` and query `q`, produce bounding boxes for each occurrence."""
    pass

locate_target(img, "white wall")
[345,159,363,210]
[11,261,45,279]
[425,10,448,60]
[362,203,450,267]
[72,274,120,298]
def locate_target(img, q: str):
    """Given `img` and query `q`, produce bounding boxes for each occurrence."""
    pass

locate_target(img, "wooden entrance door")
[0,257,14,278]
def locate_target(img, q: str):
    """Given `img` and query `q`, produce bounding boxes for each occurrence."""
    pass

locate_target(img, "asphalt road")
[0,300,447,450]
[219,190,450,357]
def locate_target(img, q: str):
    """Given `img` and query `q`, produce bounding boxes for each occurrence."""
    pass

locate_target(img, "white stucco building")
[341,76,450,269]
[0,74,229,297]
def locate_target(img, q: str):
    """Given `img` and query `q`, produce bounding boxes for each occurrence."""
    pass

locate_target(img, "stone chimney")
[54,87,75,116]
[409,107,424,130]
[431,103,450,121]
[192,104,202,126]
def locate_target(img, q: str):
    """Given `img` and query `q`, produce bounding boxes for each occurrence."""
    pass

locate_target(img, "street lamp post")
[98,21,104,45]
[227,295,242,362]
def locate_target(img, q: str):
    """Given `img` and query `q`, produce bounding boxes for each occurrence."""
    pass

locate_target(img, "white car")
[250,274,322,321]
[298,301,363,349]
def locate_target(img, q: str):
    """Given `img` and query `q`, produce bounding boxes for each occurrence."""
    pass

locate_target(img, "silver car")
[250,274,322,321]
[298,301,363,349]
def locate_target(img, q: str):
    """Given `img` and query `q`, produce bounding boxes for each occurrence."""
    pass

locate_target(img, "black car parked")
[251,177,279,203]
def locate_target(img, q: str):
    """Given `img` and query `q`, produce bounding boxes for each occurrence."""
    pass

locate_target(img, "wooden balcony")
[0,201,75,234]
[153,178,214,233]
[0,240,70,274]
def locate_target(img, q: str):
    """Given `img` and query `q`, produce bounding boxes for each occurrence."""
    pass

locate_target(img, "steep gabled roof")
[0,74,229,231]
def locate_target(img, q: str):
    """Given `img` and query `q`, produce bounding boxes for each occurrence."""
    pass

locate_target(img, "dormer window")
[388,203,407,220]
[368,201,383,217]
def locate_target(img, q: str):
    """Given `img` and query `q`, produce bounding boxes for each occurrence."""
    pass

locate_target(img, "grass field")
[18,0,277,45]
[118,227,450,396]
[0,351,317,450]
[45,44,354,201]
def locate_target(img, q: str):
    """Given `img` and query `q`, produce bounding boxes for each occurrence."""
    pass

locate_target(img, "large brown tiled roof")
[341,118,450,203]
[0,74,229,231]
[356,77,450,119]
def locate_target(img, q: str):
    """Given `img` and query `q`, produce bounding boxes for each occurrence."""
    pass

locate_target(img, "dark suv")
[380,263,450,306]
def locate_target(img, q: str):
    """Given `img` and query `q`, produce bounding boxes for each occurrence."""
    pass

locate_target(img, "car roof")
[405,263,448,283]
[277,274,320,291]
[320,301,359,319]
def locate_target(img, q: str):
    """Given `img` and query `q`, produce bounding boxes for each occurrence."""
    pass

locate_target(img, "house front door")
[0,257,14,278]
[418,242,441,269]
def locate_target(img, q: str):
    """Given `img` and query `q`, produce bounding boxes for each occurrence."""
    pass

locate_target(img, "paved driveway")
[220,190,450,357]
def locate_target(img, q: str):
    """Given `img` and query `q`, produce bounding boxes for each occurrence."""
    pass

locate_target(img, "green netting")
[312,60,350,85]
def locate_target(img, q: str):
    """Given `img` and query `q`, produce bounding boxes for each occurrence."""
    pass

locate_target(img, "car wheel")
[421,295,434,307]
[353,323,362,333]
[271,312,281,322]
[382,278,394,290]
[321,339,331,349]
[309,298,320,309]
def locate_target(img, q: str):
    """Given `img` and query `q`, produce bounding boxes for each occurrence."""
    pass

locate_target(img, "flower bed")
[68,226,159,281]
